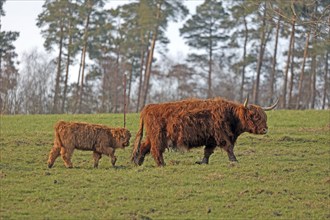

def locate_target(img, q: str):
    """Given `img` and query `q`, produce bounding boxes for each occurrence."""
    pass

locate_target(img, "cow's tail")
[131,116,144,165]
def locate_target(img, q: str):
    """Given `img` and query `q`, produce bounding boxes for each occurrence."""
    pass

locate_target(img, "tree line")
[0,0,329,114]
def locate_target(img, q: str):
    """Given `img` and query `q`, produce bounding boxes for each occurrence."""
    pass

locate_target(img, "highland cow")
[132,97,278,166]
[48,121,131,168]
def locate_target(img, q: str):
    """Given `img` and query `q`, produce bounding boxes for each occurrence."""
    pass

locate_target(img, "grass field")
[1,110,329,219]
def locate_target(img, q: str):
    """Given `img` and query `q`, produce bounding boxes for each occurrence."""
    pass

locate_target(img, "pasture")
[0,110,329,219]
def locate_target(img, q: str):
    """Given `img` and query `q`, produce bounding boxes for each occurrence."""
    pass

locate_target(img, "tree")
[281,2,296,108]
[229,1,257,102]
[16,49,55,114]
[61,1,80,113]
[294,0,330,109]
[269,6,281,104]
[180,0,229,98]
[140,0,188,108]
[0,0,19,114]
[37,0,69,113]
[252,2,272,105]
[166,63,198,99]
[75,0,106,113]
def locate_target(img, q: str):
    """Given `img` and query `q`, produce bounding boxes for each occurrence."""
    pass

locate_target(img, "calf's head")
[241,97,278,135]
[116,129,131,148]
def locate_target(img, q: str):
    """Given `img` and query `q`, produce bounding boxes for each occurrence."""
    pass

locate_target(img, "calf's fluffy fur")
[48,121,131,168]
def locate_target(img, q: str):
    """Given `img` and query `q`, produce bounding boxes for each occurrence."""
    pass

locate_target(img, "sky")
[1,0,203,65]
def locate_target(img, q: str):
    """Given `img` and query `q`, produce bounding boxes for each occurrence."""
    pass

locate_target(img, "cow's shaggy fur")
[48,121,131,168]
[132,97,275,166]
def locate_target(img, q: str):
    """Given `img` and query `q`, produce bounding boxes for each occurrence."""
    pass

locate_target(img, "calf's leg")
[47,142,61,168]
[93,152,102,168]
[60,147,74,168]
[107,148,117,166]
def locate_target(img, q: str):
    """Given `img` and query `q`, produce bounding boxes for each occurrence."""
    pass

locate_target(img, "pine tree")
[0,0,19,113]
[180,0,229,98]
[140,0,188,108]
[37,0,71,113]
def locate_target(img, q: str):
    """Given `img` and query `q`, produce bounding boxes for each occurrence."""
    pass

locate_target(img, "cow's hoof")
[133,156,144,166]
[195,161,208,165]
[196,158,209,165]
[132,158,139,166]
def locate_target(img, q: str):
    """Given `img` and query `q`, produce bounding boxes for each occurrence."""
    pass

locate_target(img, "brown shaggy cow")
[48,121,131,168]
[132,97,278,166]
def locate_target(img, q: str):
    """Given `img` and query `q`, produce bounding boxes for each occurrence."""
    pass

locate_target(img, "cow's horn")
[262,98,279,111]
[243,95,249,108]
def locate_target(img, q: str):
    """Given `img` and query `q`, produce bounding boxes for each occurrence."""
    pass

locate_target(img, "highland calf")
[132,97,278,166]
[48,121,131,168]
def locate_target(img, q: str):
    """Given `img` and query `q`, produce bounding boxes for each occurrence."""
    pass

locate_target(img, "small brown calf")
[47,121,131,168]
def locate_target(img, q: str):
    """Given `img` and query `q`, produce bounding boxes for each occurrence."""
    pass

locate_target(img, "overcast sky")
[2,0,202,63]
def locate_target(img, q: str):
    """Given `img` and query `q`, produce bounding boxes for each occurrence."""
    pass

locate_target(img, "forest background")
[0,0,329,114]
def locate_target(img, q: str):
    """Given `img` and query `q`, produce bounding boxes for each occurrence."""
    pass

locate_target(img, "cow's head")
[241,97,278,135]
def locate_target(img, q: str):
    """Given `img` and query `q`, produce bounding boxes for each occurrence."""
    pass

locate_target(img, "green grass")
[1,111,329,219]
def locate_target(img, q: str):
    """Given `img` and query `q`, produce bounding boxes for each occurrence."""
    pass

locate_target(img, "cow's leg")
[47,142,61,168]
[134,139,151,166]
[93,151,102,168]
[60,147,74,168]
[148,133,166,167]
[196,144,216,164]
[225,145,238,162]
[151,146,165,167]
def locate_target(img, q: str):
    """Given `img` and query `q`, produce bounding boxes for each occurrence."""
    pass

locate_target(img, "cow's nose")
[261,128,268,134]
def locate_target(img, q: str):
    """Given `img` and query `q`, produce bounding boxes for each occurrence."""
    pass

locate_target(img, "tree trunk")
[53,24,64,114]
[207,34,213,98]
[253,4,267,105]
[288,28,295,109]
[114,47,120,113]
[310,2,319,109]
[127,59,134,111]
[61,23,73,114]
[78,41,88,113]
[141,1,162,109]
[282,12,296,109]
[270,15,280,104]
[73,47,84,113]
[78,0,91,113]
[136,49,145,112]
[142,37,155,108]
[310,54,316,109]
[322,51,329,109]
[296,31,310,109]
[240,15,248,103]
[310,30,317,109]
